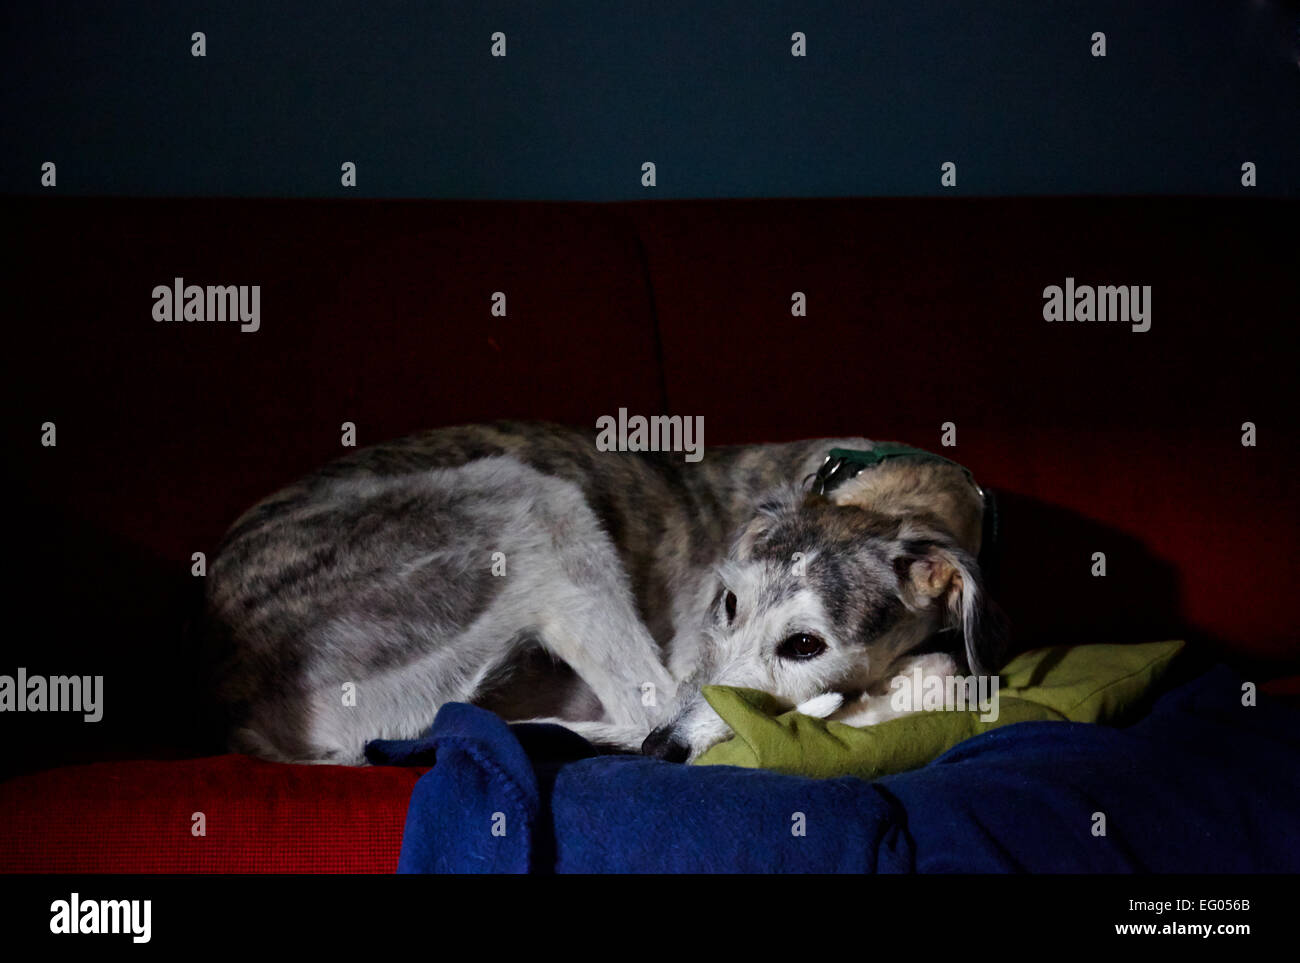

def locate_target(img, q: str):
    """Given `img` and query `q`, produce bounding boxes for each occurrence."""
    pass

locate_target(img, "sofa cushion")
[0,755,421,873]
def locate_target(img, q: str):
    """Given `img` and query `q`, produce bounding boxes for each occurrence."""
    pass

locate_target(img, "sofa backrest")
[8,196,1295,769]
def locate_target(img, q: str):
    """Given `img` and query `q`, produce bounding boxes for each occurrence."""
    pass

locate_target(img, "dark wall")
[2,0,1298,199]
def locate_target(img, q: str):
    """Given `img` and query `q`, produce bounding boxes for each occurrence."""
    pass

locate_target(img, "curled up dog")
[204,421,1007,765]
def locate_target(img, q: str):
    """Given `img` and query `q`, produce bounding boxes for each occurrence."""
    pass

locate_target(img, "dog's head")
[642,457,1005,762]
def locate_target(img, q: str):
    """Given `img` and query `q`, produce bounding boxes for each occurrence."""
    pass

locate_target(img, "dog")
[204,421,1006,764]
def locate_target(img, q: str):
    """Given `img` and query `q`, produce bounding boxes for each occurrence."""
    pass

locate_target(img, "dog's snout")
[641,725,690,763]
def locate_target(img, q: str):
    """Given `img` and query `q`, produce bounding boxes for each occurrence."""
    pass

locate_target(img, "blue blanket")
[365,665,1300,873]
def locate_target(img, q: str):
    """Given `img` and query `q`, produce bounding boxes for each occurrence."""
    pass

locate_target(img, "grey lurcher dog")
[205,421,1006,764]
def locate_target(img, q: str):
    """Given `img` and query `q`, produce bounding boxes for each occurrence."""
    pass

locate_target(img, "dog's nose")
[641,725,690,763]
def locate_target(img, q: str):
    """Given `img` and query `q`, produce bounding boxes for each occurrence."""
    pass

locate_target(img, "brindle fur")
[206,421,998,763]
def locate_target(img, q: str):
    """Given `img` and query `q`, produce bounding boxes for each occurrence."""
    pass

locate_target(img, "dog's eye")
[724,590,738,623]
[777,633,827,660]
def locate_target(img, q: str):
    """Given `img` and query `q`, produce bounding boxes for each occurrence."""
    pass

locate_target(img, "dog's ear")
[734,485,807,559]
[897,542,1008,676]
[829,460,984,557]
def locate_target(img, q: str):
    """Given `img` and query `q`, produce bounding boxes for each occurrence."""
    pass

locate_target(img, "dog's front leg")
[499,476,684,734]
[532,532,678,730]
[539,594,676,730]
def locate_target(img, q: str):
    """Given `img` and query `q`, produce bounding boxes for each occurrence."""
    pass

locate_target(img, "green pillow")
[693,640,1185,779]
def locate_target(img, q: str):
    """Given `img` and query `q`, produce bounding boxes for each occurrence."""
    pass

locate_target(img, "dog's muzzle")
[641,725,690,763]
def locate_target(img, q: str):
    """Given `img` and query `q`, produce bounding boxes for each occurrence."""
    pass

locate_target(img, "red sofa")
[4,196,1295,871]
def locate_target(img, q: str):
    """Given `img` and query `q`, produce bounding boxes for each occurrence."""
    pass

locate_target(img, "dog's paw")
[833,695,903,728]
[796,692,844,718]
[908,651,961,680]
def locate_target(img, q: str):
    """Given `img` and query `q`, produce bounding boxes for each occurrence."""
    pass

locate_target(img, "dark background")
[2,3,1298,779]
[2,0,1298,199]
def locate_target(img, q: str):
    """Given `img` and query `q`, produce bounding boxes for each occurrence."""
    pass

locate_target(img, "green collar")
[810,443,978,496]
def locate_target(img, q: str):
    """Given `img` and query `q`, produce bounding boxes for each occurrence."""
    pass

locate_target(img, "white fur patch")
[796,692,844,718]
